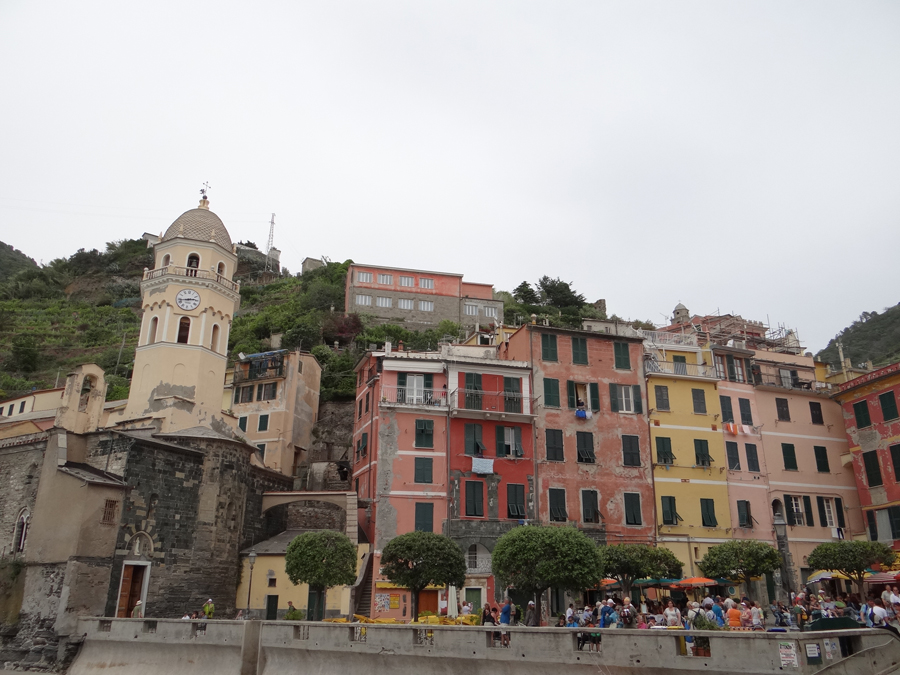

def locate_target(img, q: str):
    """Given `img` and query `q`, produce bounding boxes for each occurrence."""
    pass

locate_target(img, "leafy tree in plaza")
[512,281,540,305]
[380,531,466,621]
[698,540,783,594]
[285,531,358,620]
[492,525,604,623]
[600,544,684,599]
[807,541,896,595]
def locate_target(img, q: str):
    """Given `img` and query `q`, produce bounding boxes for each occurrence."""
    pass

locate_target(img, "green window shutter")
[738,398,753,426]
[474,424,484,454]
[415,419,434,448]
[507,484,525,518]
[655,385,670,411]
[720,396,734,424]
[817,496,828,528]
[726,442,740,470]
[891,445,900,482]
[782,444,797,471]
[784,495,796,526]
[632,385,643,414]
[835,497,845,528]
[466,481,484,516]
[691,389,706,414]
[504,377,520,394]
[397,372,407,387]
[624,493,641,525]
[609,383,619,412]
[543,378,560,407]
[465,423,475,455]
[465,372,475,390]
[745,444,760,472]
[661,496,674,524]
[853,400,872,428]
[576,432,595,463]
[589,383,600,411]
[880,392,899,422]
[423,373,433,391]
[623,435,640,466]
[694,439,710,466]
[814,446,829,473]
[546,429,564,461]
[548,488,566,521]
[238,417,247,432]
[475,482,484,516]
[701,499,717,527]
[567,381,577,409]
[656,436,674,464]
[513,427,523,457]
[802,496,814,527]
[726,355,737,381]
[414,503,433,532]
[582,490,599,523]
[572,337,588,364]
[809,401,824,425]
[541,334,558,361]
[737,500,748,527]
[863,451,883,487]
[614,342,630,369]
[496,425,506,457]
[867,511,878,541]
[414,457,433,484]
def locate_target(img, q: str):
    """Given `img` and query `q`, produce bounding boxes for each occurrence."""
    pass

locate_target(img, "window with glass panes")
[610,384,642,413]
[257,382,277,401]
[817,497,835,528]
[785,495,804,525]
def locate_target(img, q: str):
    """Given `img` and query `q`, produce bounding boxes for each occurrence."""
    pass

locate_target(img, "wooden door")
[266,595,279,621]
[418,590,438,615]
[116,566,134,617]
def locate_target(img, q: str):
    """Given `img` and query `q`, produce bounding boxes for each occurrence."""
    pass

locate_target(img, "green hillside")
[0,242,38,282]
[817,302,900,369]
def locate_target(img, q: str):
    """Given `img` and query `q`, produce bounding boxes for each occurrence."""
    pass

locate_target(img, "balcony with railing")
[144,265,238,292]
[639,330,698,348]
[645,360,718,379]
[450,389,534,416]
[751,373,816,391]
[380,386,448,408]
[234,355,286,383]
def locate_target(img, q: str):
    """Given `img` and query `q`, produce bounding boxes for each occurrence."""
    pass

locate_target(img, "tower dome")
[162,200,232,250]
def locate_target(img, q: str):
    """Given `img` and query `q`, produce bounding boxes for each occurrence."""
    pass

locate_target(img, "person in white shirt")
[566,603,575,620]
[890,586,900,606]
[867,598,888,627]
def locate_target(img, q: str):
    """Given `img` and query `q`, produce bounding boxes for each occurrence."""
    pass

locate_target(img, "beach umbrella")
[675,577,716,587]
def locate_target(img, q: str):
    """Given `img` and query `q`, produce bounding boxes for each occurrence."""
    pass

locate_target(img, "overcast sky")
[2,1,898,352]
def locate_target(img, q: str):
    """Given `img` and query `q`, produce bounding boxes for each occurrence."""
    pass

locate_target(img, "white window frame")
[780,368,793,388]
[823,498,836,527]
[357,271,372,283]
[616,385,634,413]
[465,304,478,316]
[419,300,434,312]
[399,275,414,287]
[377,273,393,285]
[419,278,434,289]
[484,306,497,319]
[398,298,414,310]
[788,496,804,524]
[356,294,372,306]
[376,296,392,308]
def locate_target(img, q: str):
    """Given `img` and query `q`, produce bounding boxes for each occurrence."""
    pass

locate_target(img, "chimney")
[398,340,404,351]
[385,341,392,355]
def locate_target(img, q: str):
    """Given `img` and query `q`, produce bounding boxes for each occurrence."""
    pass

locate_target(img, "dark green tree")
[492,525,604,623]
[380,531,466,621]
[285,531,358,620]
[535,276,585,309]
[807,540,896,595]
[512,281,540,305]
[600,544,683,599]
[698,540,783,595]
[10,335,39,373]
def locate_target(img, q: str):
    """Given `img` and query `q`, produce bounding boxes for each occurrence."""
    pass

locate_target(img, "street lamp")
[246,550,257,619]
[773,513,794,601]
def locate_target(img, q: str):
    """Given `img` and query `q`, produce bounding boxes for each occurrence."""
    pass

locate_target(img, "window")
[572,337,588,365]
[161,254,170,267]
[356,294,372,306]
[546,429,564,461]
[661,496,681,525]
[541,333,558,361]
[576,432,596,463]
[257,382,277,401]
[672,354,687,375]
[694,439,712,467]
[398,298,414,310]
[543,378,560,408]
[549,489,567,522]
[779,368,797,388]
[419,278,434,289]
[357,271,372,282]
[737,500,753,528]
[465,304,478,316]
[238,416,247,432]
[258,414,269,432]
[365,392,369,412]
[655,386,670,412]
[268,578,276,588]
[782,443,797,471]
[890,506,900,540]
[376,296,392,308]
[656,437,675,465]
[622,435,641,466]
[358,398,363,420]
[613,342,631,369]
[484,307,497,319]
[745,444,760,472]
[720,396,734,423]
[418,300,433,312]
[186,253,200,269]
[464,423,485,456]
[504,377,524,413]
[216,262,226,276]
[147,316,158,344]
[356,433,368,459]
[496,426,524,457]
[700,499,717,527]
[415,419,434,448]
[739,398,753,426]
[414,458,433,484]
[235,386,253,403]
[464,372,483,409]
[398,373,433,405]
[610,384,642,414]
[814,446,830,473]
[853,400,872,428]
[776,398,791,421]
[101,499,119,525]
[415,503,433,532]
[867,511,878,541]
[210,324,220,352]
[863,451,883,487]
[817,497,835,528]
[891,445,900,482]
[507,484,526,518]
[809,401,824,425]
[177,317,191,344]
[880,391,899,422]
[691,389,707,414]
[726,441,741,470]
[624,493,642,525]
[377,273,393,284]
[582,490,601,524]
[785,495,805,526]
[399,275,414,287]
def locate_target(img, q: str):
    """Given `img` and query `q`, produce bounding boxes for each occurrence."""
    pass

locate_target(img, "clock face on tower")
[175,289,201,310]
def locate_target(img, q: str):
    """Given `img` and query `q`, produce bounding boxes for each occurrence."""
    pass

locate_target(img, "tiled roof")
[162,208,232,249]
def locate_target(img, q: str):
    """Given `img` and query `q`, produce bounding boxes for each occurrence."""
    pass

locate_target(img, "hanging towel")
[472,458,494,474]
[741,425,754,435]
[724,423,738,435]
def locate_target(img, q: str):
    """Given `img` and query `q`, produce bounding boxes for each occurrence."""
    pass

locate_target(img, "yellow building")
[643,331,732,575]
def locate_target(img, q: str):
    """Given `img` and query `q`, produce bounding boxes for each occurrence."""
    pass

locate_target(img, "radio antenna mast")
[265,213,276,272]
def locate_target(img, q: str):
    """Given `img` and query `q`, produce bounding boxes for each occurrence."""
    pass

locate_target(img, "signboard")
[390,594,400,609]
[779,642,799,668]
[805,642,822,665]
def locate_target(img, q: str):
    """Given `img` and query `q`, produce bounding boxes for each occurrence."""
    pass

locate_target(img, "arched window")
[161,254,170,268]
[210,324,220,353]
[177,317,191,344]
[78,376,95,412]
[186,254,199,277]
[14,510,29,553]
[147,316,158,345]
[216,262,226,276]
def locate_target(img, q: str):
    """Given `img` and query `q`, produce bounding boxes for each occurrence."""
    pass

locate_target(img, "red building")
[833,363,900,546]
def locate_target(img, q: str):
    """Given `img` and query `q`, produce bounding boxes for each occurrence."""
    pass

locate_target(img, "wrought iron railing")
[380,386,448,407]
[645,360,717,378]
[144,266,238,292]
[451,389,533,415]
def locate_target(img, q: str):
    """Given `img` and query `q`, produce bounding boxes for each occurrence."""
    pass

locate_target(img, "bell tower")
[118,193,241,433]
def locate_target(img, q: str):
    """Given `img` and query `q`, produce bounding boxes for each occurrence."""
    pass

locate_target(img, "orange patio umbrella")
[675,577,716,587]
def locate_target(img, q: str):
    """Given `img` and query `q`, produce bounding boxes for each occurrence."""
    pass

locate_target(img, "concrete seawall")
[68,618,900,675]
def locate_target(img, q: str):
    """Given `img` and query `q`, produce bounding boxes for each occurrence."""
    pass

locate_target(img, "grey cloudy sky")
[2,1,898,352]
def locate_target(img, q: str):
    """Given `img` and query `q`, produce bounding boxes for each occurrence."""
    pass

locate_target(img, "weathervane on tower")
[200,182,211,199]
